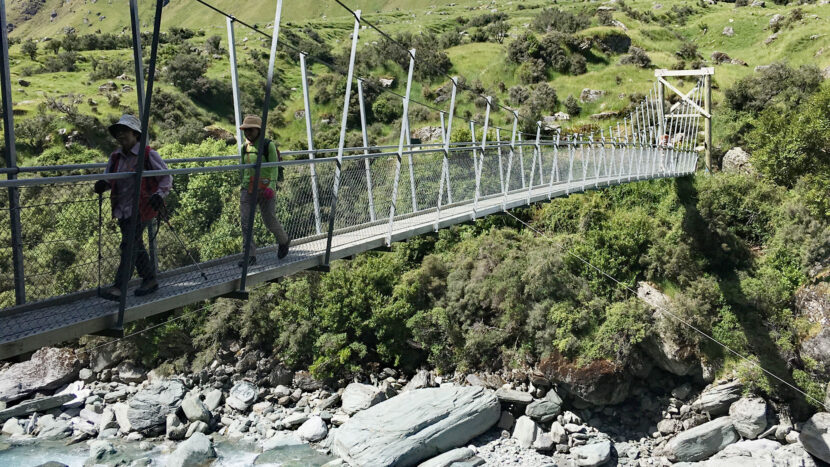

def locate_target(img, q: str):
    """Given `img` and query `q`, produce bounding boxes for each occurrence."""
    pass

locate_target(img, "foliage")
[21,39,37,60]
[531,8,591,34]
[371,94,402,124]
[620,46,652,68]
[16,110,56,152]
[724,63,822,115]
[564,95,581,116]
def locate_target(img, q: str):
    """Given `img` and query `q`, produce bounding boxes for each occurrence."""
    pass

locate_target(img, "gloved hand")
[261,187,275,200]
[149,193,164,211]
[94,180,110,194]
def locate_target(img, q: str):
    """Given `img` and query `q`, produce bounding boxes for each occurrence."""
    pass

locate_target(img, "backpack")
[245,139,284,183]
[109,146,162,222]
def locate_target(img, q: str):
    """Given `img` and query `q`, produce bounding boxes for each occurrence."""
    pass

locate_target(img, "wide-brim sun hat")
[108,114,142,138]
[239,115,262,130]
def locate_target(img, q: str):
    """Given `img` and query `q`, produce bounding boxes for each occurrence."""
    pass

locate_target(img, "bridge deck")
[0,174,668,359]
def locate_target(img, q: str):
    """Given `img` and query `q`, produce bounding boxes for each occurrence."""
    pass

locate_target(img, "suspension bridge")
[0,0,711,360]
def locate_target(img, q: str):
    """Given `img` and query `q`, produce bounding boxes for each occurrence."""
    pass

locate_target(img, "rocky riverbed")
[1,345,828,466]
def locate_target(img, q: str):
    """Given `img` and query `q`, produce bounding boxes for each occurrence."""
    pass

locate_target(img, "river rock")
[403,370,432,392]
[181,396,211,423]
[126,379,187,435]
[0,348,79,403]
[800,412,830,463]
[185,420,208,438]
[334,386,500,466]
[526,389,563,423]
[2,418,23,435]
[692,381,743,416]
[261,431,304,450]
[111,402,131,433]
[419,447,475,467]
[658,419,681,435]
[166,414,186,440]
[495,388,533,405]
[341,383,387,415]
[87,440,118,465]
[167,432,217,467]
[203,389,223,412]
[293,371,322,392]
[512,416,539,448]
[297,416,328,442]
[227,381,257,412]
[115,361,146,384]
[722,147,753,174]
[0,394,73,423]
[681,439,817,466]
[665,416,739,462]
[36,418,72,439]
[571,440,612,466]
[729,397,767,439]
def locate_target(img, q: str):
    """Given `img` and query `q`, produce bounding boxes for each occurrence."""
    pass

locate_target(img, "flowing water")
[0,438,333,466]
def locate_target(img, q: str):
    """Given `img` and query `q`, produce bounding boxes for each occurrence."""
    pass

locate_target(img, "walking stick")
[97,192,103,296]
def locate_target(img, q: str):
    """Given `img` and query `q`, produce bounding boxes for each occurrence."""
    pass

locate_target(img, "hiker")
[93,114,172,300]
[238,115,290,266]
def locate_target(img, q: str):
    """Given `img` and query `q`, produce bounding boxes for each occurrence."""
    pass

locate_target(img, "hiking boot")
[100,286,122,301]
[277,242,290,259]
[238,256,256,267]
[135,279,159,297]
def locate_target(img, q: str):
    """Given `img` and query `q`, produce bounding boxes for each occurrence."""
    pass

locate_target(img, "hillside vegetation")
[0,0,828,412]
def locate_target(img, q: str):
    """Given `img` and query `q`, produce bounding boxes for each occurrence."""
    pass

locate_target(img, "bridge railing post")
[356,79,376,222]
[386,49,415,246]
[518,132,526,190]
[567,134,576,195]
[436,81,456,229]
[502,113,518,209]
[405,114,417,213]
[496,128,505,197]
[1,0,25,305]
[300,53,323,234]
[323,9,361,266]
[527,122,539,203]
[548,128,560,197]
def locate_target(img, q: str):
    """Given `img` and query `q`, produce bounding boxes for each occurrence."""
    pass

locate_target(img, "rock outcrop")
[0,348,79,403]
[333,386,500,466]
[126,379,186,435]
[800,412,830,464]
[664,416,738,462]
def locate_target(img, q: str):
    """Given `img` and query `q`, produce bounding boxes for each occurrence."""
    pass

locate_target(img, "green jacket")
[241,139,278,190]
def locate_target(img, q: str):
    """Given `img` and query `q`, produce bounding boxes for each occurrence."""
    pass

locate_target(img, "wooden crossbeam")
[658,77,710,118]
[655,68,714,77]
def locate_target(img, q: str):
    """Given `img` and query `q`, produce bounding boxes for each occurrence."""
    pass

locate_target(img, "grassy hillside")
[3,0,830,163]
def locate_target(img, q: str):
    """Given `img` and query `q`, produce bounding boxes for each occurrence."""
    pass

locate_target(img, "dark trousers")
[114,217,155,286]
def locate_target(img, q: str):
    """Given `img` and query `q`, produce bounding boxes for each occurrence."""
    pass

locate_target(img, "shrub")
[532,8,591,34]
[528,83,558,115]
[517,59,547,84]
[165,52,208,93]
[41,51,79,73]
[486,21,510,44]
[16,111,56,151]
[564,95,581,116]
[204,35,222,55]
[507,32,541,64]
[569,54,587,75]
[676,42,699,60]
[372,94,402,124]
[620,46,652,68]
[509,85,529,105]
[21,39,37,60]
[89,57,131,81]
[724,63,821,114]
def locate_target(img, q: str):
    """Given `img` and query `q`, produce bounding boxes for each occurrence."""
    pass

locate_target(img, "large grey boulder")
[526,389,563,423]
[800,412,830,463]
[36,419,72,440]
[729,397,767,439]
[512,416,539,448]
[126,379,187,435]
[571,440,612,466]
[115,361,145,384]
[677,439,816,466]
[333,386,500,466]
[418,447,475,467]
[0,348,79,403]
[167,432,217,467]
[665,416,739,462]
[692,381,743,416]
[722,147,753,174]
[203,389,223,412]
[2,418,23,435]
[495,388,533,405]
[181,396,211,423]
[341,383,387,415]
[226,381,257,412]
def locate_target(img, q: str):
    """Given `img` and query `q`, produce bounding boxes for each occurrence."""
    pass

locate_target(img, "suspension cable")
[502,209,828,411]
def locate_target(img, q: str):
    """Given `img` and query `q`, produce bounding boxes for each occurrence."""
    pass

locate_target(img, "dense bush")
[724,63,822,114]
[21,39,36,60]
[531,8,591,34]
[509,85,529,105]
[371,94,402,124]
[89,57,132,81]
[620,46,652,68]
[564,95,581,116]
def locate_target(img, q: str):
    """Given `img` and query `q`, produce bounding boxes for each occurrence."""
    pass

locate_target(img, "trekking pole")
[97,192,103,296]
[156,201,209,282]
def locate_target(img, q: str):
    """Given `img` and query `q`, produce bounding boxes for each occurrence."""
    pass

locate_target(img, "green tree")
[21,40,37,60]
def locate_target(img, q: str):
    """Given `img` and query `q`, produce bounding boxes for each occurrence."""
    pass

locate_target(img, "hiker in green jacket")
[238,115,290,266]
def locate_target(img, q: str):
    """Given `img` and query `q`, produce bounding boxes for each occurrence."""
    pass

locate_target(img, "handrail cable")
[503,210,829,411]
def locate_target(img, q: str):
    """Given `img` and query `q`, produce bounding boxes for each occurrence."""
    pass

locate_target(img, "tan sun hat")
[239,115,262,130]
[108,114,142,138]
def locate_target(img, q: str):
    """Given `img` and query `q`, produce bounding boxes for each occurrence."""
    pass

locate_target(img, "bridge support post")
[496,128,504,197]
[117,0,164,328]
[473,97,491,217]
[567,135,575,195]
[240,0,283,291]
[547,129,560,198]
[470,120,478,218]
[704,73,712,173]
[528,122,539,203]
[386,49,415,246]
[300,53,323,234]
[324,10,361,266]
[226,18,244,156]
[129,0,160,275]
[0,0,25,305]
[357,79,376,222]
